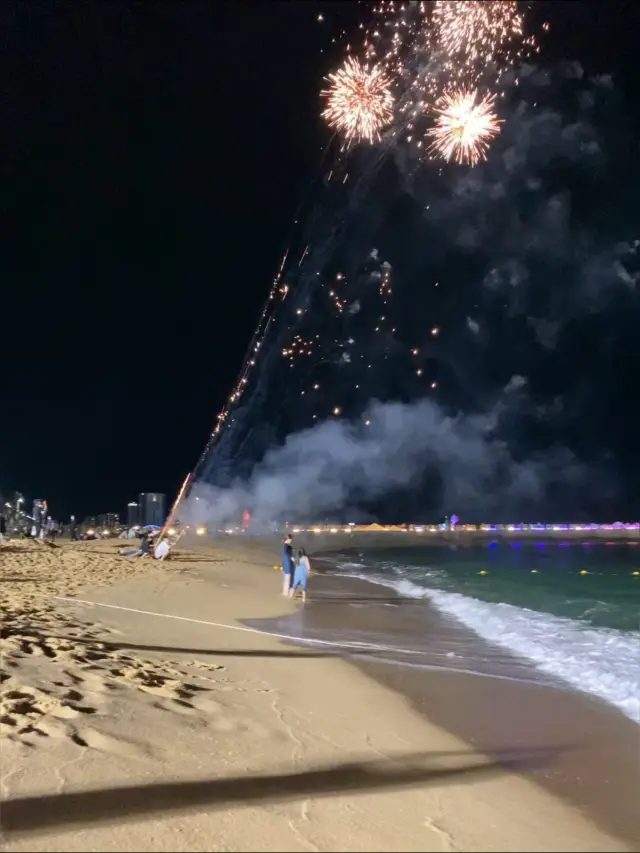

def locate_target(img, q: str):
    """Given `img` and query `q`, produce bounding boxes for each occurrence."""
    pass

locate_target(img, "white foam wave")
[341,569,640,723]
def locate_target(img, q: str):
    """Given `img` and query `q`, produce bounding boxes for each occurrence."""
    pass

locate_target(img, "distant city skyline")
[81,495,167,529]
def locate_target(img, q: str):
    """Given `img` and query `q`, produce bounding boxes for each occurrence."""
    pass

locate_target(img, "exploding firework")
[322,56,394,144]
[433,0,534,85]
[427,88,502,166]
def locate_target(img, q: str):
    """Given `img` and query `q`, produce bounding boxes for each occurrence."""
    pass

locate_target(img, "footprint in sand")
[154,692,226,717]
[2,602,237,746]
[2,686,98,721]
[70,727,148,758]
[0,714,19,734]
[36,716,71,738]
[6,699,148,757]
[154,698,201,716]
[60,670,86,686]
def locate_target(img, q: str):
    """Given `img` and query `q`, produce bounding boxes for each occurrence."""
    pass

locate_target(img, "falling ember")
[321,56,394,144]
[427,89,502,166]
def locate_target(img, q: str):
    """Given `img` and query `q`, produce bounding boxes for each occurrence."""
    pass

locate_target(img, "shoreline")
[260,567,639,847]
[188,536,639,848]
[1,538,636,851]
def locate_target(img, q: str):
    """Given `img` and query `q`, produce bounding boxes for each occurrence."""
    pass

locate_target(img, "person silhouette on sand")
[281,533,294,596]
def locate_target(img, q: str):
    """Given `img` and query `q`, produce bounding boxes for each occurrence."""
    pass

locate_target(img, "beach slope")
[0,539,631,852]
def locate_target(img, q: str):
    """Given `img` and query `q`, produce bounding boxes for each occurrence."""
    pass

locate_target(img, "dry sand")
[0,538,634,852]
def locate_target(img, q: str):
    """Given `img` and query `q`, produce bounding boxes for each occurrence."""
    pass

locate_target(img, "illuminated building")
[127,502,139,527]
[138,493,165,527]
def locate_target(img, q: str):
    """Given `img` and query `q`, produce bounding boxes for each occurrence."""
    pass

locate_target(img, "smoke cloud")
[182,397,586,530]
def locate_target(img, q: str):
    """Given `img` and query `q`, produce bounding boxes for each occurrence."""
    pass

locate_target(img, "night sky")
[2,1,639,522]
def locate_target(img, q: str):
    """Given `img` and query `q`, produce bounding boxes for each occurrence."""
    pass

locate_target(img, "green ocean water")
[340,542,640,631]
[333,541,640,721]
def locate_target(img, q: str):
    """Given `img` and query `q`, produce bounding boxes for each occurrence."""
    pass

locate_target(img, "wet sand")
[256,566,639,848]
[0,537,636,851]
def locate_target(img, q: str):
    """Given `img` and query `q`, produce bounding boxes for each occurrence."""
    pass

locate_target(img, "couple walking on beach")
[281,533,310,602]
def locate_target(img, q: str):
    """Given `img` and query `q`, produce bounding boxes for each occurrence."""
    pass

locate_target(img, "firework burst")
[427,88,502,166]
[322,57,394,144]
[433,0,535,85]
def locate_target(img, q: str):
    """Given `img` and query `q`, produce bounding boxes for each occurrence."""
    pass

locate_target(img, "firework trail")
[191,2,544,492]
[322,56,394,144]
[427,88,502,166]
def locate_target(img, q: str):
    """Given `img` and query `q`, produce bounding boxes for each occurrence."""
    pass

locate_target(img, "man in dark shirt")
[281,534,294,595]
[119,530,151,558]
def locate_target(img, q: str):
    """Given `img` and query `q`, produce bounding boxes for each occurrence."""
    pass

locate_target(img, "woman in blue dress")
[290,548,310,603]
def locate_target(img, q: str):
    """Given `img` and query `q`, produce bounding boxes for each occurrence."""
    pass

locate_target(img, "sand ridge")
[1,541,228,753]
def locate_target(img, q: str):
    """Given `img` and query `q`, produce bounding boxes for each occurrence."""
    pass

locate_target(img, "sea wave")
[340,566,640,723]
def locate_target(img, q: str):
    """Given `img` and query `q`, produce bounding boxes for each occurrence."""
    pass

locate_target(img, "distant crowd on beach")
[0,513,64,541]
[0,511,178,562]
[1,512,312,592]
[280,533,311,603]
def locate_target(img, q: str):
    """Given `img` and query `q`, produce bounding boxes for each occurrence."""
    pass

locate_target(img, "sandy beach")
[1,537,637,852]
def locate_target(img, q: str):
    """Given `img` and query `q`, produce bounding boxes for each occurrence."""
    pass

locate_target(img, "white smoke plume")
[181,397,584,531]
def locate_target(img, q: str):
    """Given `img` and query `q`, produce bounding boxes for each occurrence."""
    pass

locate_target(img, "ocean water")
[329,541,640,722]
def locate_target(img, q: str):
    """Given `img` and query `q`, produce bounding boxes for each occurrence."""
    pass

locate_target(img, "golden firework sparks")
[321,56,394,144]
[433,0,534,84]
[427,88,502,166]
